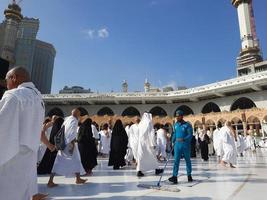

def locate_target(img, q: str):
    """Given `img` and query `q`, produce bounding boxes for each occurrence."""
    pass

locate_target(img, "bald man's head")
[5,66,30,90]
[71,108,81,119]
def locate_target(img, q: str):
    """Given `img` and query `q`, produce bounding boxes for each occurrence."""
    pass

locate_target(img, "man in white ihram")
[136,112,163,177]
[48,108,87,187]
[220,121,238,168]
[129,117,140,162]
[0,67,45,200]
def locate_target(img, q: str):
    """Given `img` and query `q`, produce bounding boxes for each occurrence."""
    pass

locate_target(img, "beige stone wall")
[88,108,267,136]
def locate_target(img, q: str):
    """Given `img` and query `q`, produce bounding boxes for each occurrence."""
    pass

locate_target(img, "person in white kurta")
[213,123,223,160]
[136,113,163,177]
[129,118,140,161]
[125,124,134,164]
[156,125,167,161]
[220,122,238,168]
[245,134,256,151]
[48,109,87,187]
[99,123,111,156]
[236,133,246,156]
[0,67,45,200]
[207,130,214,155]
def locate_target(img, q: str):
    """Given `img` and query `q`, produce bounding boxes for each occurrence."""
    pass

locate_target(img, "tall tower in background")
[0,2,22,66]
[232,0,266,76]
[144,79,150,93]
[122,80,128,93]
[0,1,56,94]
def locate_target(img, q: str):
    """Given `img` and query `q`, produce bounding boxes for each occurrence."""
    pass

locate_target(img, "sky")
[0,0,267,93]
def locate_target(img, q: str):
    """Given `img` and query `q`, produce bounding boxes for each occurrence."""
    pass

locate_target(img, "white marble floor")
[38,149,267,200]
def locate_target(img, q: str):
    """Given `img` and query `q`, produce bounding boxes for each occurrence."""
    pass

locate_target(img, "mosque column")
[241,113,247,135]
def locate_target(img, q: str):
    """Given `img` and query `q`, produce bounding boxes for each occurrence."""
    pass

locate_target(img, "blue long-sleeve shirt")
[172,121,193,146]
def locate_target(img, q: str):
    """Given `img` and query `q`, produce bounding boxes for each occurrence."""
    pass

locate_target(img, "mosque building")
[44,0,267,136]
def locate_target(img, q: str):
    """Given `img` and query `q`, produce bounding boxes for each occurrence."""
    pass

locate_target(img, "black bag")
[54,125,66,150]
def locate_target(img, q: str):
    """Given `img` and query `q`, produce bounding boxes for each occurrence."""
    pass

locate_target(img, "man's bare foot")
[76,178,87,184]
[32,193,49,200]
[230,164,236,168]
[220,160,227,167]
[47,181,58,188]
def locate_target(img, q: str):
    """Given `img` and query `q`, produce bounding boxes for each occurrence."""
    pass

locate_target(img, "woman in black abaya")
[77,117,98,175]
[198,129,210,161]
[37,117,64,174]
[108,119,128,170]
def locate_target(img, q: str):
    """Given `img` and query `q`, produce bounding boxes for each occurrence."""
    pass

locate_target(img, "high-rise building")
[0,2,56,93]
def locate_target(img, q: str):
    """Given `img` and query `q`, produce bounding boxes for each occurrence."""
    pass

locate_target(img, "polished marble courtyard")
[38,149,267,200]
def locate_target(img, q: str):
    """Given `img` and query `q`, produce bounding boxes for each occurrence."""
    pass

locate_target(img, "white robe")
[156,128,167,158]
[125,125,133,162]
[92,124,99,139]
[129,123,139,160]
[52,116,85,176]
[0,82,44,200]
[221,126,237,165]
[236,135,246,154]
[213,128,223,157]
[37,126,52,164]
[99,130,111,154]
[136,113,158,172]
[207,130,214,155]
[245,135,256,151]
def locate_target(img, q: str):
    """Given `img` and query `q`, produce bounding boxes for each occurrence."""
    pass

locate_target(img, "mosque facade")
[44,0,267,136]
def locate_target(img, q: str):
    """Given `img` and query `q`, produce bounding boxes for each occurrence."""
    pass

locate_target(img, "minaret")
[144,79,150,93]
[232,0,263,76]
[0,1,23,66]
[122,80,128,93]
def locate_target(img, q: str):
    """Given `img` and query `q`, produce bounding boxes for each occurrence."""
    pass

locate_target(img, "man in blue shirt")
[168,110,193,184]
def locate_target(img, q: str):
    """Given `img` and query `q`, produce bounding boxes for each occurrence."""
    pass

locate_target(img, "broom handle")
[157,141,176,187]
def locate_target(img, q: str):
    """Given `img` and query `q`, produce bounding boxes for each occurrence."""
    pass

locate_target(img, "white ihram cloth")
[125,125,133,162]
[129,123,139,159]
[37,126,52,164]
[92,124,99,139]
[221,126,237,165]
[245,135,255,151]
[207,130,214,155]
[136,113,158,172]
[213,128,223,157]
[236,135,246,154]
[99,130,111,154]
[52,116,85,176]
[156,128,167,158]
[0,82,44,200]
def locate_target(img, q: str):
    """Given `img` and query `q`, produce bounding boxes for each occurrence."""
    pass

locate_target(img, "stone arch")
[194,120,202,130]
[231,117,243,134]
[201,102,221,114]
[230,97,256,111]
[206,119,216,130]
[47,107,64,117]
[150,106,167,117]
[77,107,88,116]
[247,116,261,135]
[122,106,140,117]
[97,107,114,116]
[174,105,194,116]
[217,118,226,127]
